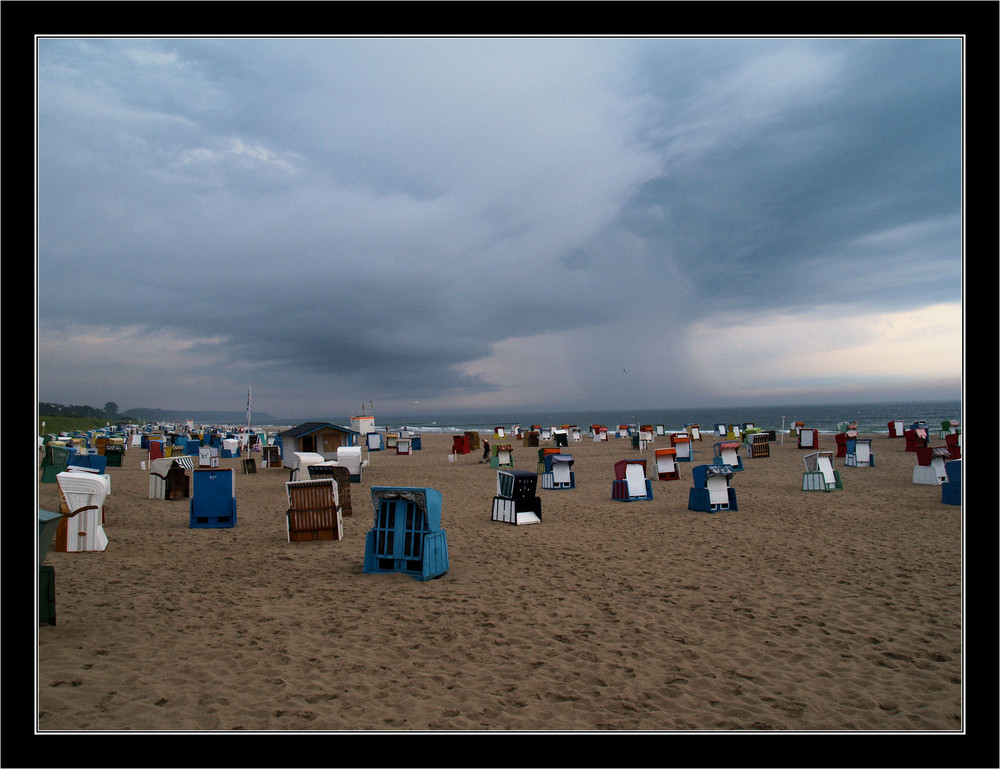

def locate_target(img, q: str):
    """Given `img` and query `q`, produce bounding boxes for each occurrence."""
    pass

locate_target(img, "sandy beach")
[36,430,962,733]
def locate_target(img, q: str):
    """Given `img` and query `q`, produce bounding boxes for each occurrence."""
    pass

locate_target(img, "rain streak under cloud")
[36,36,963,420]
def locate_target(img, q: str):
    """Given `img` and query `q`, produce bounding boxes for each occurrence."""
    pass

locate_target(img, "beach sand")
[36,431,962,732]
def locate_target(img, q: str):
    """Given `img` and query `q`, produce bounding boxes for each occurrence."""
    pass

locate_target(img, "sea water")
[373,399,962,436]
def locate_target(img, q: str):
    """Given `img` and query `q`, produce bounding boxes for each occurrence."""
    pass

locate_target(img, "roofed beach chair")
[941,459,961,505]
[198,446,219,468]
[912,446,950,485]
[104,443,125,467]
[686,423,702,441]
[654,448,679,480]
[713,424,727,437]
[285,478,343,541]
[945,432,961,459]
[744,430,770,459]
[712,441,744,471]
[494,426,506,439]
[396,435,412,455]
[489,443,514,469]
[493,470,543,524]
[307,463,353,516]
[688,464,738,513]
[41,444,74,483]
[452,435,471,455]
[336,445,367,482]
[365,487,449,580]
[289,451,326,481]
[671,432,692,462]
[189,468,237,528]
[797,428,818,450]
[904,428,928,453]
[54,472,111,551]
[261,444,281,468]
[612,459,653,501]
[541,453,575,489]
[38,509,63,624]
[801,451,842,492]
[844,437,874,468]
[887,419,904,438]
[149,456,194,500]
[68,450,108,474]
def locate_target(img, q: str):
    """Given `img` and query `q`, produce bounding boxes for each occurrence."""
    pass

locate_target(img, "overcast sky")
[35,35,963,420]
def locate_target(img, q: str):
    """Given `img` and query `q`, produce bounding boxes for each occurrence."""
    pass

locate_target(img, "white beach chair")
[802,451,842,491]
[55,471,110,551]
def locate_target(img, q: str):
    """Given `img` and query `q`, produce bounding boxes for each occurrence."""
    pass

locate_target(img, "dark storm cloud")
[36,36,963,416]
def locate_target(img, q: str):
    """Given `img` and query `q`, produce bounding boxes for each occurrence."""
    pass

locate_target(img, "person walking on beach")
[480,439,490,463]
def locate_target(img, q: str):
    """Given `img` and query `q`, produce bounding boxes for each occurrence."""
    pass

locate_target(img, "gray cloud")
[36,36,963,417]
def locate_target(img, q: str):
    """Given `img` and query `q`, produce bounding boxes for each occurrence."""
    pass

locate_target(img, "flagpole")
[246,381,252,433]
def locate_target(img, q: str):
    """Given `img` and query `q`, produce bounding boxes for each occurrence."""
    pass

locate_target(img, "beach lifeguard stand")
[844,437,874,468]
[493,470,542,524]
[713,441,744,471]
[612,459,653,501]
[801,451,842,492]
[687,464,738,513]
[285,478,342,542]
[653,448,679,480]
[541,453,575,489]
[189,467,237,528]
[489,443,514,469]
[54,472,111,551]
[671,432,692,462]
[364,487,449,580]
[941,459,961,505]
[912,446,950,485]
